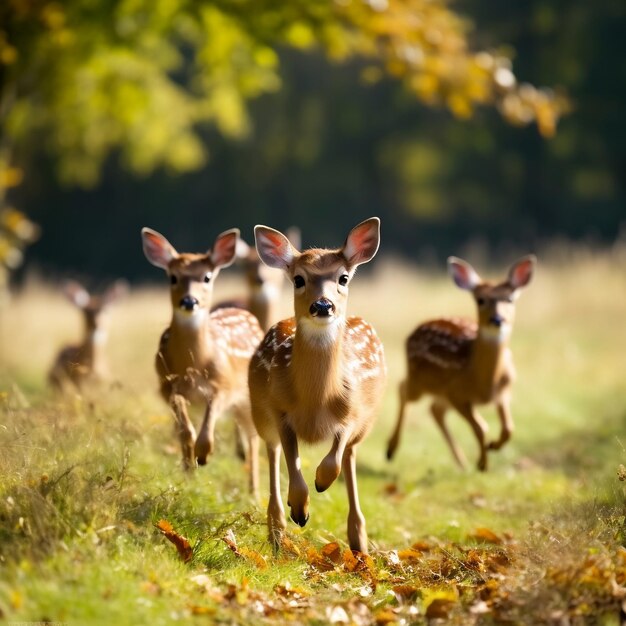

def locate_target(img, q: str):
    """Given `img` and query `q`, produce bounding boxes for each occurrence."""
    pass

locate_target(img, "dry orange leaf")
[469,527,503,545]
[397,548,422,562]
[321,542,343,564]
[392,584,419,603]
[221,530,267,569]
[155,519,193,563]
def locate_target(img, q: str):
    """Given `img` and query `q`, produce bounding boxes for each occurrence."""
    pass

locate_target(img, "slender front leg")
[246,432,260,499]
[195,398,217,465]
[454,402,489,471]
[315,425,353,493]
[489,391,514,450]
[279,420,309,527]
[342,446,368,554]
[170,394,197,471]
[387,380,411,460]
[431,400,468,470]
[267,442,287,549]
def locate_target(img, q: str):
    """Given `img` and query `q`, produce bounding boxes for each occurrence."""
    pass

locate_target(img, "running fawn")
[386,255,536,471]
[48,280,127,390]
[141,227,264,494]
[249,218,386,553]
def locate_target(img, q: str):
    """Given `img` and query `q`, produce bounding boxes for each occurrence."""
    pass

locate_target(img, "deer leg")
[246,431,260,499]
[489,392,514,450]
[195,398,217,465]
[454,402,489,472]
[431,400,468,470]
[315,426,353,493]
[279,421,309,527]
[266,441,287,550]
[170,394,197,471]
[342,445,368,554]
[386,380,412,460]
[234,422,246,461]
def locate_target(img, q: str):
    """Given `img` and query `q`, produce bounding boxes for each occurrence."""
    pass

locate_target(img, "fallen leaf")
[155,519,193,563]
[322,541,343,564]
[392,584,419,603]
[280,535,301,557]
[221,530,267,569]
[397,548,422,563]
[469,527,503,545]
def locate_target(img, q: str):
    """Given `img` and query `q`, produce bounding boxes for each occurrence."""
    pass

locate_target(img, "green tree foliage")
[0,0,566,190]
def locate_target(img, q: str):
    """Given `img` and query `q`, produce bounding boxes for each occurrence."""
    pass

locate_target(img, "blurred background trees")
[1,0,622,281]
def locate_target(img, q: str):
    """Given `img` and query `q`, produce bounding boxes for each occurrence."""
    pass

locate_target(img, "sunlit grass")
[0,246,625,624]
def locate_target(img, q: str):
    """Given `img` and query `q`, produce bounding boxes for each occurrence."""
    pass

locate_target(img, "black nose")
[490,314,504,327]
[180,295,199,311]
[310,298,335,317]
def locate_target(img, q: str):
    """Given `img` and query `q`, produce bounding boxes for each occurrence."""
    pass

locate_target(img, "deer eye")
[294,275,305,289]
[170,275,178,285]
[204,273,211,283]
[476,297,485,306]
[338,274,349,286]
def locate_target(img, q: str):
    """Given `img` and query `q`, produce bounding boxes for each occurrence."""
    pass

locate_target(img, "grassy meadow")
[1,246,626,625]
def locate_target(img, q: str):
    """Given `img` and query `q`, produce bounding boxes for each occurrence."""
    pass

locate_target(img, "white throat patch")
[297,315,343,347]
[174,308,209,330]
[479,324,511,344]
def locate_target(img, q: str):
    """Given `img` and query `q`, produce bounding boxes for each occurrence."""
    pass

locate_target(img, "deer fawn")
[249,218,386,554]
[48,280,128,391]
[141,227,264,494]
[386,255,536,471]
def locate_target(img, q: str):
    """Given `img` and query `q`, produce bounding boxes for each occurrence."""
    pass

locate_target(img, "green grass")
[1,247,626,624]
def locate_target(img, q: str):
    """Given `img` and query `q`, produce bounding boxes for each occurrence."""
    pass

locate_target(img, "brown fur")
[387,256,535,471]
[249,219,386,553]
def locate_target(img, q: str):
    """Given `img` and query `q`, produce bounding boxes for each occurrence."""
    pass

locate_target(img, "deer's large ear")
[343,217,380,267]
[63,280,90,308]
[103,280,129,305]
[448,257,482,291]
[142,228,178,269]
[508,255,536,290]
[254,225,297,270]
[210,228,239,269]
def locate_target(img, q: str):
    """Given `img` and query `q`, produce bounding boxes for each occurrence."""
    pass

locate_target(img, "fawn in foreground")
[48,280,127,391]
[249,218,386,554]
[142,227,264,494]
[386,255,536,471]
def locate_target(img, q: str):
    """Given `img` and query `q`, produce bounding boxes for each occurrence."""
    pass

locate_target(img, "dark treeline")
[11,0,626,282]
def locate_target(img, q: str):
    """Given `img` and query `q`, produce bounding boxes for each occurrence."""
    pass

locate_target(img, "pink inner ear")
[511,260,533,288]
[450,262,477,290]
[345,222,378,264]
[213,233,237,266]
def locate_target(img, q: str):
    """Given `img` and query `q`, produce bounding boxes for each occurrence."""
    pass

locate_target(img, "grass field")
[1,247,625,625]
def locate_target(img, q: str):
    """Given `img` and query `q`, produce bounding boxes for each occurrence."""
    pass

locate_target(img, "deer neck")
[470,326,510,388]
[169,309,214,364]
[291,317,347,405]
[83,326,107,370]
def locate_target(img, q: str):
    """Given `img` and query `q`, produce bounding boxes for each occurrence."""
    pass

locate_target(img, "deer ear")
[448,257,481,291]
[63,280,90,308]
[103,280,129,305]
[254,225,297,270]
[508,255,536,290]
[210,228,239,269]
[142,228,178,269]
[343,217,380,267]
